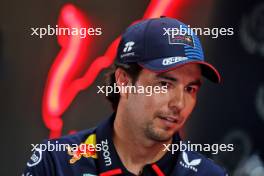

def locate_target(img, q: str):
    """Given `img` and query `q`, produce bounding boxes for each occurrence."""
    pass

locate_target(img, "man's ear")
[115,68,131,98]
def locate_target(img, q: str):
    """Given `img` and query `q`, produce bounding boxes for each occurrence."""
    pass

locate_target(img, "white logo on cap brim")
[162,57,188,66]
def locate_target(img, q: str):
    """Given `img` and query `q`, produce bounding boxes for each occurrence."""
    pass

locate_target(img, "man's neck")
[112,111,171,175]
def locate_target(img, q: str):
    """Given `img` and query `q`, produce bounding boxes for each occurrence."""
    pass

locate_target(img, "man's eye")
[185,86,198,94]
[159,81,170,87]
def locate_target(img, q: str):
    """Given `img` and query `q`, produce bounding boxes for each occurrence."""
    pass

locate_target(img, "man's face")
[126,63,202,142]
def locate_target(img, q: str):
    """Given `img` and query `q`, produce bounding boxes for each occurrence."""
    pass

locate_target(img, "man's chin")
[146,128,175,142]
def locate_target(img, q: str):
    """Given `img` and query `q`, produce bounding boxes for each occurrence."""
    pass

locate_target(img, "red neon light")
[42,4,92,138]
[43,0,180,138]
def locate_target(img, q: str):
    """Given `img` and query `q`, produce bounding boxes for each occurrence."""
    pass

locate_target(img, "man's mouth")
[158,115,179,124]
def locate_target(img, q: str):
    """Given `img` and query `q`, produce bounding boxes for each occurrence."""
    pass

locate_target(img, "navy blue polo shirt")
[23,113,228,176]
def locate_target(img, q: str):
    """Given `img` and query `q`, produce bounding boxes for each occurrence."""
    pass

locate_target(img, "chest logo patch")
[67,134,98,164]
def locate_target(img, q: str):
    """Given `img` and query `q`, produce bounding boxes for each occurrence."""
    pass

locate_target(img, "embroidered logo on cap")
[123,41,135,52]
[120,41,135,58]
[169,34,194,47]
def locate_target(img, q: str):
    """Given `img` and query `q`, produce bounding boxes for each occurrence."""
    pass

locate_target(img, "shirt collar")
[96,113,180,176]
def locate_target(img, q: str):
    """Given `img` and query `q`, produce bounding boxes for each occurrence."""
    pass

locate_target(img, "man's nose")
[168,86,185,112]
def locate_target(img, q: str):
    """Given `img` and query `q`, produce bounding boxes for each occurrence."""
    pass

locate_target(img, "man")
[23,17,227,176]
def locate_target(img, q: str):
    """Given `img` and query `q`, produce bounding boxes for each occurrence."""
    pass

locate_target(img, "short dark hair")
[104,62,142,111]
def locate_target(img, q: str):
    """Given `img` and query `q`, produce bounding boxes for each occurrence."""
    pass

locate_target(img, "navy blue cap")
[116,17,221,83]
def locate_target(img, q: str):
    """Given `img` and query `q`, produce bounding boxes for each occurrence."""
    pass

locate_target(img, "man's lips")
[158,115,180,123]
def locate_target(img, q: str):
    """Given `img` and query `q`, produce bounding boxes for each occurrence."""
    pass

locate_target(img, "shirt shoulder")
[23,128,97,176]
[176,150,228,176]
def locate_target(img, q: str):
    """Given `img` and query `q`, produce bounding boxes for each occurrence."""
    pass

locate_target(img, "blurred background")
[1,0,264,175]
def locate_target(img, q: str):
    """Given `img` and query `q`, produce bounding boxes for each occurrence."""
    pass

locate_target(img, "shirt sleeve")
[22,141,56,176]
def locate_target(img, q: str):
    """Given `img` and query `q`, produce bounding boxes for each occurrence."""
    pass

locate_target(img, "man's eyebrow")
[157,74,202,86]
[156,74,178,82]
[188,79,202,87]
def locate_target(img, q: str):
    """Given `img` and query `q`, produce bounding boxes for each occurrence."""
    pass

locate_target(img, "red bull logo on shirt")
[67,134,98,164]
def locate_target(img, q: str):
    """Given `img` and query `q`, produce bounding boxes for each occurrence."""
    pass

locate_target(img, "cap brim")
[138,58,221,83]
